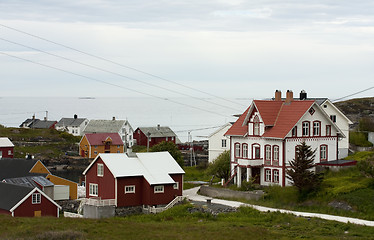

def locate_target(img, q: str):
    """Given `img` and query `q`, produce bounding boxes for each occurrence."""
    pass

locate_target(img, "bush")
[349,131,373,147]
[150,141,184,167]
[206,151,230,181]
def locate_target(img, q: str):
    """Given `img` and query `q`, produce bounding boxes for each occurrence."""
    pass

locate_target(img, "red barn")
[0,182,61,217]
[133,125,177,148]
[83,152,184,207]
[0,137,14,159]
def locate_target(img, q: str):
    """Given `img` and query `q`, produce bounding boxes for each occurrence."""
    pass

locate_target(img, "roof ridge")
[272,102,284,127]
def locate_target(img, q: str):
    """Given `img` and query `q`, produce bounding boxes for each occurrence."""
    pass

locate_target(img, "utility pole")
[188,131,196,166]
[147,132,151,152]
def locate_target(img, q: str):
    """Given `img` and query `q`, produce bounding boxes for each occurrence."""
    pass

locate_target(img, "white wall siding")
[208,124,231,163]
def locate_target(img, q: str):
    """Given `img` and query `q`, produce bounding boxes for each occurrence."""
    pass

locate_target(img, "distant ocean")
[0,97,251,142]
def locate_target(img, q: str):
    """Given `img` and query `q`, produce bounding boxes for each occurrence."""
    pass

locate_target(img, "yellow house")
[79,133,124,158]
[29,160,78,200]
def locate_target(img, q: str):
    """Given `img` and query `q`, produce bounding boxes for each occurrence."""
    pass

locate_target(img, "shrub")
[206,151,230,181]
[349,131,373,147]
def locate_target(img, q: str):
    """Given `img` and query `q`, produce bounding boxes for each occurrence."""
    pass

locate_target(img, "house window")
[221,139,227,148]
[302,121,310,136]
[252,144,261,159]
[97,164,104,177]
[273,170,279,183]
[32,193,41,204]
[309,107,315,115]
[273,146,279,166]
[125,185,135,194]
[330,115,336,123]
[320,145,327,161]
[242,144,248,158]
[173,182,179,190]
[117,150,120,153]
[117,145,120,148]
[265,145,271,165]
[94,151,98,155]
[154,185,164,193]
[292,126,297,137]
[89,183,98,196]
[8,150,12,155]
[313,121,321,136]
[235,143,241,158]
[253,116,260,136]
[326,125,331,136]
[265,169,271,182]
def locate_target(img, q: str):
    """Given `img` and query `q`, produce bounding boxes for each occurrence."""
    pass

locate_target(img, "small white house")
[55,115,89,136]
[83,118,134,148]
[208,123,232,163]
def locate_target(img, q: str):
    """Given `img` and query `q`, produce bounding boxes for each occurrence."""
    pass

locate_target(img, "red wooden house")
[0,182,61,217]
[133,125,177,148]
[83,151,184,207]
[0,137,14,159]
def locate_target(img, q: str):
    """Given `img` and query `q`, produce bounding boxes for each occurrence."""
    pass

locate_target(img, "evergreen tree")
[286,142,322,194]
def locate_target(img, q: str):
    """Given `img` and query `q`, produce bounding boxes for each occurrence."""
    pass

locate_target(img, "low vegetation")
[1,204,374,239]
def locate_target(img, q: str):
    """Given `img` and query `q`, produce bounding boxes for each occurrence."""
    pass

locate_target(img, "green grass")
[345,150,374,161]
[1,204,374,239]
[350,131,373,147]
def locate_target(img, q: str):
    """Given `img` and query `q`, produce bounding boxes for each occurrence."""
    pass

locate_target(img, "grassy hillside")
[1,204,374,239]
[0,126,80,160]
[335,97,374,124]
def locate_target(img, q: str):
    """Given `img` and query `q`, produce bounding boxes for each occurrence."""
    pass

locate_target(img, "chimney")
[274,90,282,101]
[285,90,293,104]
[112,117,116,121]
[157,124,161,130]
[74,114,78,119]
[32,114,35,120]
[299,90,307,100]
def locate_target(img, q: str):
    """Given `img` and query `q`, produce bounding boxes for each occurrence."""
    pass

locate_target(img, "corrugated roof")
[56,118,87,127]
[4,176,54,188]
[83,119,126,133]
[138,126,176,138]
[83,152,185,185]
[0,137,14,147]
[85,133,124,145]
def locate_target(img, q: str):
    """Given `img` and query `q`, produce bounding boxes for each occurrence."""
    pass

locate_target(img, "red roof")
[85,133,123,146]
[225,100,315,139]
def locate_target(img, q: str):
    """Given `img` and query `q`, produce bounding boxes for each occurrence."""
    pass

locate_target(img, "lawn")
[1,204,374,239]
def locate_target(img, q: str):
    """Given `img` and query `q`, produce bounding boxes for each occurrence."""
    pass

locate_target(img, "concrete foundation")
[83,205,115,219]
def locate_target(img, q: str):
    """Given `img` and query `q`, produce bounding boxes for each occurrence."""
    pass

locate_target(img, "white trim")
[173,182,179,190]
[97,163,104,177]
[32,193,41,204]
[89,183,99,196]
[83,155,101,175]
[154,185,164,193]
[125,185,136,193]
[10,187,61,213]
[115,178,118,207]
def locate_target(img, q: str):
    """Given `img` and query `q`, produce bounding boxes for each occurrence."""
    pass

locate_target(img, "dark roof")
[137,126,177,138]
[0,158,47,180]
[317,159,357,166]
[4,176,54,188]
[83,119,127,133]
[0,182,33,211]
[56,118,87,127]
[19,118,38,128]
[20,119,56,129]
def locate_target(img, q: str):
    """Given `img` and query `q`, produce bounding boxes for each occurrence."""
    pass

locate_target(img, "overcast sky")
[1,0,373,101]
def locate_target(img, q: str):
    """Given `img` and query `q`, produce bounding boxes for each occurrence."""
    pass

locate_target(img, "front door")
[252,168,261,184]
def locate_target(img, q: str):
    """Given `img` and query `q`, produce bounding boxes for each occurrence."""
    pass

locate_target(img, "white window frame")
[125,185,135,194]
[97,163,104,177]
[173,182,179,190]
[273,170,279,183]
[265,145,271,161]
[235,143,240,158]
[242,144,248,158]
[154,185,164,193]
[89,183,98,196]
[8,150,12,155]
[302,121,310,136]
[313,122,320,136]
[32,193,41,204]
[265,169,271,182]
[221,139,227,148]
[320,145,327,161]
[273,146,279,162]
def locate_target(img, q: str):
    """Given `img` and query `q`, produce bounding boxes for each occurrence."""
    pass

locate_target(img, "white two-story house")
[208,123,232,163]
[55,115,89,136]
[225,90,346,187]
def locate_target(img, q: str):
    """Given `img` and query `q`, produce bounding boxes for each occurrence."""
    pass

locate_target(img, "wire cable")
[0,51,230,117]
[0,37,242,112]
[0,23,246,108]
[333,86,374,102]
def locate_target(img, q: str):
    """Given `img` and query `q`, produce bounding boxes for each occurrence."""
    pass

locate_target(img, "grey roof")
[318,159,357,166]
[0,158,48,180]
[84,120,127,133]
[56,118,87,127]
[0,182,33,211]
[31,120,57,129]
[138,126,176,138]
[4,176,54,188]
[19,118,38,128]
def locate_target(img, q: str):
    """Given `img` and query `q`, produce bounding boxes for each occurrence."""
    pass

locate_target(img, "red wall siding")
[13,194,58,217]
[0,147,14,158]
[0,209,11,215]
[116,176,144,207]
[133,129,176,147]
[85,158,115,200]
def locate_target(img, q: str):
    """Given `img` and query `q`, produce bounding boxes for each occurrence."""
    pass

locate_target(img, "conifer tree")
[286,142,322,194]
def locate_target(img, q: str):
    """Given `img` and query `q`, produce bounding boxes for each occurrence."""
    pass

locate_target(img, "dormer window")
[253,115,260,136]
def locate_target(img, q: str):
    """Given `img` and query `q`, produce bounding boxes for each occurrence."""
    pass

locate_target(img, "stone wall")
[199,185,264,201]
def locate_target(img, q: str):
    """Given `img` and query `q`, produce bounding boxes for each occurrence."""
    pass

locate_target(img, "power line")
[0,51,229,117]
[174,125,224,133]
[0,37,242,112]
[333,86,374,102]
[0,23,246,108]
